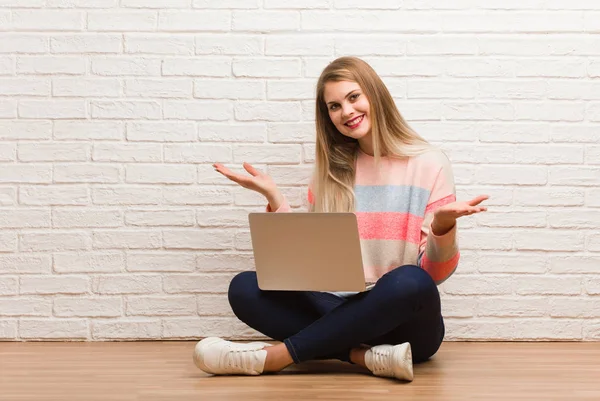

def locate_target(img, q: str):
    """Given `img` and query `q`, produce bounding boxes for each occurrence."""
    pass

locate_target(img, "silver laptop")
[248,212,366,292]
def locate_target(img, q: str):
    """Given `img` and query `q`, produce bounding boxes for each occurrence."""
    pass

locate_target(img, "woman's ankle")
[263,343,294,372]
[350,347,369,369]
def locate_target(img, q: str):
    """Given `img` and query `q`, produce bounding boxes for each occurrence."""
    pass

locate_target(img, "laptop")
[248,212,367,292]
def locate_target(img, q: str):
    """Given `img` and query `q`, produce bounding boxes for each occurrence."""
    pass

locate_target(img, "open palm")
[213,162,277,197]
[434,195,489,222]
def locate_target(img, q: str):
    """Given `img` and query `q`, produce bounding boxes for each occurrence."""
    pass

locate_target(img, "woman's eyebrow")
[326,90,358,106]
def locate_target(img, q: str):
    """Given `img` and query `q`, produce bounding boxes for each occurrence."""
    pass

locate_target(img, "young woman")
[195,56,488,381]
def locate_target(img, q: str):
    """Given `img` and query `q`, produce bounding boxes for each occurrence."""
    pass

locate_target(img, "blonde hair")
[311,56,434,212]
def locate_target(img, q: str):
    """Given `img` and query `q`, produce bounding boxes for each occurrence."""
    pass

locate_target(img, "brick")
[196,253,254,272]
[589,234,600,252]
[0,164,51,183]
[52,78,121,97]
[585,277,600,294]
[235,101,302,122]
[92,57,161,76]
[441,275,512,296]
[0,56,13,75]
[0,298,51,317]
[193,0,258,8]
[266,36,332,56]
[20,232,92,252]
[233,144,301,163]
[163,186,232,205]
[265,0,328,8]
[0,100,18,118]
[478,297,548,317]
[162,317,242,338]
[588,188,600,207]
[267,80,316,100]
[459,230,513,250]
[515,230,584,251]
[233,11,299,31]
[163,273,234,293]
[0,78,50,96]
[54,164,120,184]
[0,143,15,162]
[195,35,261,55]
[512,319,582,340]
[194,79,264,100]
[50,34,121,53]
[17,56,85,75]
[550,256,600,274]
[20,275,90,295]
[12,10,83,31]
[127,122,196,142]
[93,143,162,162]
[549,166,600,186]
[548,81,600,100]
[93,230,162,250]
[54,121,123,141]
[443,102,514,121]
[477,253,547,274]
[198,123,265,142]
[52,208,123,228]
[93,275,161,294]
[196,208,253,227]
[122,0,189,7]
[478,80,547,99]
[407,36,477,55]
[475,165,546,185]
[0,254,51,274]
[126,210,195,227]
[20,319,88,340]
[0,209,50,229]
[233,58,301,78]
[408,79,477,99]
[54,252,124,273]
[91,100,161,120]
[125,78,192,98]
[0,320,17,339]
[19,100,86,119]
[234,230,252,250]
[163,100,232,120]
[164,144,232,163]
[0,34,47,54]
[548,210,600,229]
[88,11,157,31]
[163,229,234,250]
[550,298,600,318]
[197,294,235,316]
[0,233,17,252]
[0,188,16,206]
[302,11,440,32]
[47,1,118,8]
[126,164,195,184]
[54,297,122,318]
[18,143,89,162]
[515,102,585,122]
[442,12,581,33]
[125,34,194,55]
[127,252,196,272]
[0,277,17,296]
[162,58,231,77]
[267,123,314,143]
[516,276,581,295]
[158,11,230,32]
[92,319,161,340]
[126,296,196,316]
[19,185,89,206]
[92,186,162,206]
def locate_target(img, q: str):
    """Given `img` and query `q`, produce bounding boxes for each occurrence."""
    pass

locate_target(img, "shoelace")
[370,348,392,374]
[224,345,259,373]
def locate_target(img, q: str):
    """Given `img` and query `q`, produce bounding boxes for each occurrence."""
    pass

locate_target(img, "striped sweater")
[267,148,459,286]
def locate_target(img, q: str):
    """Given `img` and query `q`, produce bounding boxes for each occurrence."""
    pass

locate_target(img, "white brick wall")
[0,1,598,342]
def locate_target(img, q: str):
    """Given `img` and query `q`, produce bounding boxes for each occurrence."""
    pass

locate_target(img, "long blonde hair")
[312,56,434,212]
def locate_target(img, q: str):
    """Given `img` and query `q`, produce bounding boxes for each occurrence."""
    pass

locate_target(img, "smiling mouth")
[345,115,364,128]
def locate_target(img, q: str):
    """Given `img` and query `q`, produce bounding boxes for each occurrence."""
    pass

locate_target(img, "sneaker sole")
[391,342,414,382]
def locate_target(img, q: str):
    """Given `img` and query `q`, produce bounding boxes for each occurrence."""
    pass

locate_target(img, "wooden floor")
[0,341,599,401]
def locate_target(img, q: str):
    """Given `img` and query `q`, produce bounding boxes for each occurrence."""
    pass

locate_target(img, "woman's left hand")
[431,195,489,235]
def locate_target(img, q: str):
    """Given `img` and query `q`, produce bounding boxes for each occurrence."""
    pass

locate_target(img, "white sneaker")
[193,337,272,375]
[364,343,414,381]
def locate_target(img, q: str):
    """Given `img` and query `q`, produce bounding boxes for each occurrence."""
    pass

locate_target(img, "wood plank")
[0,342,598,400]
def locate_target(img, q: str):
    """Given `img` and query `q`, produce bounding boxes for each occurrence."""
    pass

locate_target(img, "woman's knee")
[376,265,439,305]
[227,271,259,312]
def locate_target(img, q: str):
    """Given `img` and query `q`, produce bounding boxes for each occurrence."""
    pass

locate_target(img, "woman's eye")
[351,94,359,100]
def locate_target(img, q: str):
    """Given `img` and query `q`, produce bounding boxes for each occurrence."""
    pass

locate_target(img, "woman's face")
[323,80,372,143]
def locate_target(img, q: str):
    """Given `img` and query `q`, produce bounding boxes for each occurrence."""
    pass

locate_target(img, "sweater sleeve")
[418,154,460,285]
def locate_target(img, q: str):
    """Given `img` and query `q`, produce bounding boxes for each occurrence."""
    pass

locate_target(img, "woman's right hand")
[213,162,283,207]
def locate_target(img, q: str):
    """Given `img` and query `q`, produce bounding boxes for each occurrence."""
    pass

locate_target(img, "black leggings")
[228,264,445,364]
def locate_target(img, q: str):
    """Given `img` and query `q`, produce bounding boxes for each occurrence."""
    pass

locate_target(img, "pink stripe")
[425,194,456,214]
[356,212,423,243]
[421,251,460,282]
